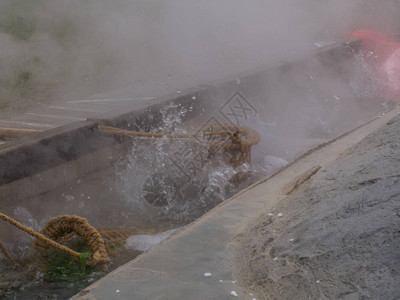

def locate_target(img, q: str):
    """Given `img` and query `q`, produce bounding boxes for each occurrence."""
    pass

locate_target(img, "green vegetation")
[44,239,92,283]
[0,4,47,112]
[0,65,53,111]
[0,14,36,41]
[0,1,122,113]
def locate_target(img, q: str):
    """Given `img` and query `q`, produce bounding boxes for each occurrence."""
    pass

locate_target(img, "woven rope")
[0,238,15,264]
[33,215,110,269]
[0,212,80,259]
[99,125,192,139]
[204,123,260,150]
[99,123,260,149]
[0,127,43,138]
[1,213,110,269]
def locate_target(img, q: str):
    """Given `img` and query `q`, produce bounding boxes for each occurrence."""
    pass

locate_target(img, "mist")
[1,0,399,112]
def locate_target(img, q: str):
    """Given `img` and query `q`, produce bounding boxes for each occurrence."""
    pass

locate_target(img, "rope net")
[0,213,156,270]
[33,215,111,269]
[97,228,139,257]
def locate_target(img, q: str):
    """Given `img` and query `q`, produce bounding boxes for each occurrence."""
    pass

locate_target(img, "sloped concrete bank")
[235,111,400,299]
[71,107,400,299]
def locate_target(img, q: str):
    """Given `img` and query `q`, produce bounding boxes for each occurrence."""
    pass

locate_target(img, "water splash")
[114,104,262,225]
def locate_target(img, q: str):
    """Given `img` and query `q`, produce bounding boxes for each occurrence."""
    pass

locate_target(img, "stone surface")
[236,109,400,299]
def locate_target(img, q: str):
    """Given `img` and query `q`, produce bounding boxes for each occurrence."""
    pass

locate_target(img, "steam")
[2,0,400,263]
[1,0,400,111]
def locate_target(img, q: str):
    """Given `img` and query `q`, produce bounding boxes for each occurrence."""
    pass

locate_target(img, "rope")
[0,213,80,259]
[0,213,110,269]
[204,123,260,150]
[98,123,260,149]
[99,125,192,139]
[34,215,110,269]
[203,129,243,137]
[0,238,15,264]
[0,127,43,139]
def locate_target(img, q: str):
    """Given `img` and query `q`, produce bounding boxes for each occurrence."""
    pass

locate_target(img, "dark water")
[0,250,141,300]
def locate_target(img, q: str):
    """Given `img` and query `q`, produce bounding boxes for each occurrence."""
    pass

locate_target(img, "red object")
[346,30,400,101]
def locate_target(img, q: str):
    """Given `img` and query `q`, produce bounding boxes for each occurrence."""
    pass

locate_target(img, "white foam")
[126,228,180,251]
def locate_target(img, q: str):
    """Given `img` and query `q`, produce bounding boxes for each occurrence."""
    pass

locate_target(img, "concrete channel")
[0,40,395,298]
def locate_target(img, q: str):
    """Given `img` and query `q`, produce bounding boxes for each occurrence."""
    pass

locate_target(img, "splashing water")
[114,105,259,225]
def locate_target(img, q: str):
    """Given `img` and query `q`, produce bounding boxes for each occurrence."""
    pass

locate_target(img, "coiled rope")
[0,213,110,269]
[0,213,81,258]
[33,215,110,269]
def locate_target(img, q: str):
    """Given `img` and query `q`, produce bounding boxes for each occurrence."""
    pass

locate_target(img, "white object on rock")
[230,291,238,297]
[65,194,74,201]
[288,238,294,242]
[203,273,212,278]
[277,213,283,217]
